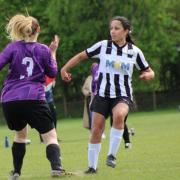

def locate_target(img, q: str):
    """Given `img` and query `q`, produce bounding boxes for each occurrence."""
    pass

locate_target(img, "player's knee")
[14,132,27,142]
[91,126,103,140]
[41,128,58,145]
[114,111,126,122]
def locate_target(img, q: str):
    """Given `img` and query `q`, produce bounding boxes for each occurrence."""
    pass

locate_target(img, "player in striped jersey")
[61,16,154,173]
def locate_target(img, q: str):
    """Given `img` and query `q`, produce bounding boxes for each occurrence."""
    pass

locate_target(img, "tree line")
[0,0,179,100]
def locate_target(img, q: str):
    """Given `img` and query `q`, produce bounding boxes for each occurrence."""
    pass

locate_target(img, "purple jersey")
[91,64,99,95]
[0,41,58,102]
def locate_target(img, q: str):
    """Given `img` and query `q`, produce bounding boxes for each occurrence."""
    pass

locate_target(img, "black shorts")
[2,100,54,134]
[90,95,132,119]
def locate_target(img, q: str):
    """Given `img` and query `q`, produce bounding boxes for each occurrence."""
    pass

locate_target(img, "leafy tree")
[47,0,180,96]
[0,0,179,100]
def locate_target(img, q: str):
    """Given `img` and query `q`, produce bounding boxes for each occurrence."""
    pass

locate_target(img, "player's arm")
[61,51,88,82]
[49,35,60,60]
[0,44,12,70]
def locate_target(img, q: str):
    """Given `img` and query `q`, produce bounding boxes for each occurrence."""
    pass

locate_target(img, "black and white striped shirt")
[86,40,149,101]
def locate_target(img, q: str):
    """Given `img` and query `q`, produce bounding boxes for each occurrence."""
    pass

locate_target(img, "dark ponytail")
[126,33,134,44]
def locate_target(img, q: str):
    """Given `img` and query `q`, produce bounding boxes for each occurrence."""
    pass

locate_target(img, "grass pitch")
[0,109,180,180]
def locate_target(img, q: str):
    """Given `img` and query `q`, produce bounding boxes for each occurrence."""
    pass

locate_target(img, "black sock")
[123,123,130,143]
[12,142,26,175]
[46,144,62,170]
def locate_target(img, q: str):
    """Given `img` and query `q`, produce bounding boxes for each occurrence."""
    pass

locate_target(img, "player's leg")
[123,122,131,148]
[106,100,129,168]
[24,125,31,145]
[2,101,27,179]
[85,112,105,174]
[111,114,131,149]
[85,95,108,174]
[123,116,131,148]
[30,101,69,177]
[40,128,66,176]
[11,127,28,177]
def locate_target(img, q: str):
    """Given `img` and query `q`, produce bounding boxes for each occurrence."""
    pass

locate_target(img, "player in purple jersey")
[0,14,69,179]
[61,16,155,174]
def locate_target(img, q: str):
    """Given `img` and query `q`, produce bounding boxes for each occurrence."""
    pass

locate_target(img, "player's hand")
[61,68,72,82]
[139,71,153,81]
[49,35,60,53]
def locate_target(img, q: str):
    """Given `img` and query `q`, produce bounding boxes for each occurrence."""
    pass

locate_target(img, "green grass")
[0,109,180,180]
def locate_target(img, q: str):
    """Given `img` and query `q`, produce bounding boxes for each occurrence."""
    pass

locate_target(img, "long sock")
[12,142,26,175]
[88,143,101,170]
[123,123,130,143]
[46,144,61,170]
[108,127,124,157]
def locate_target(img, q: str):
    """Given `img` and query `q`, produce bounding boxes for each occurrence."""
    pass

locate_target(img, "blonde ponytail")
[6,14,39,41]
